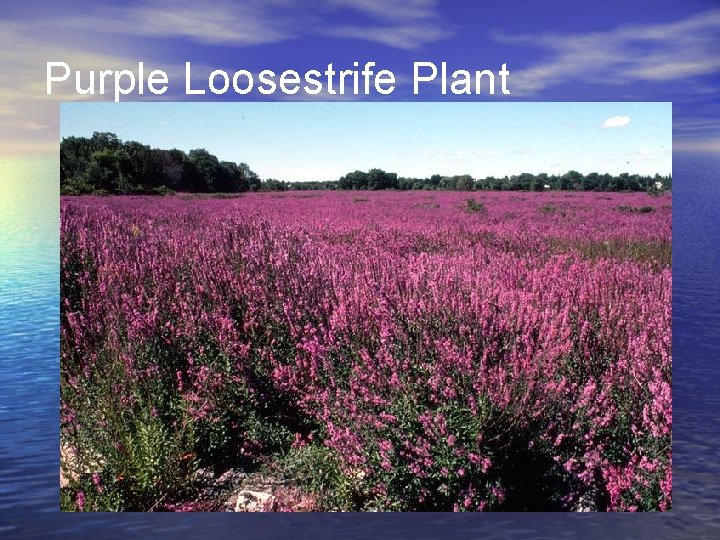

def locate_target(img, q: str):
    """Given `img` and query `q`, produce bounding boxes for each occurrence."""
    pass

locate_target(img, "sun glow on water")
[0,156,60,301]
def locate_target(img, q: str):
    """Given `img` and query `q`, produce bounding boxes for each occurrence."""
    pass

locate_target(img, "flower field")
[60,190,671,511]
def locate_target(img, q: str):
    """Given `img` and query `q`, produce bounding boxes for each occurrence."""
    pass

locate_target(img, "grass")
[617,205,655,214]
[548,237,671,267]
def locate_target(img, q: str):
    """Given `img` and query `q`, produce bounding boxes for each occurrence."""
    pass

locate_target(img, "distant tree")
[560,170,582,190]
[218,161,244,192]
[338,170,368,190]
[187,149,222,191]
[367,168,397,190]
[582,172,600,191]
[83,148,134,193]
[428,174,442,190]
[151,149,186,190]
[60,132,262,195]
[453,174,475,191]
[60,131,671,196]
[261,178,288,191]
[239,162,261,192]
[516,173,534,190]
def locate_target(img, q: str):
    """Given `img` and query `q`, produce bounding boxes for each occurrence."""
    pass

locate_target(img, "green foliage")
[61,132,671,195]
[338,168,399,190]
[464,197,486,214]
[122,412,197,506]
[151,185,175,196]
[60,176,96,195]
[276,444,358,510]
[310,170,672,193]
[547,237,671,267]
[618,204,655,213]
[260,178,289,192]
[60,133,260,195]
[61,351,199,510]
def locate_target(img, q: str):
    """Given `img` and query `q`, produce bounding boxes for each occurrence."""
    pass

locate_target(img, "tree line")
[325,169,671,192]
[61,132,263,195]
[61,132,671,195]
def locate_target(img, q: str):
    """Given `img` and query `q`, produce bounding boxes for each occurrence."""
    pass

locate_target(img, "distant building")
[655,181,664,190]
[543,184,551,190]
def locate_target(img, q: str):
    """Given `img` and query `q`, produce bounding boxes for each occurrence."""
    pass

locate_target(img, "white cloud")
[494,9,720,95]
[328,0,439,22]
[601,116,631,129]
[61,0,297,46]
[323,0,451,48]
[0,19,137,153]
[0,17,214,154]
[674,138,720,153]
[324,23,447,49]
[673,117,720,134]
[0,0,449,154]
[56,0,450,50]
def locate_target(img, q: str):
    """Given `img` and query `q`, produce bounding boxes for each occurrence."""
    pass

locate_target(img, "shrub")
[464,197,486,214]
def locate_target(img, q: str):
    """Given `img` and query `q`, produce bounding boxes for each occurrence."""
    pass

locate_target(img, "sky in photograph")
[61,102,671,181]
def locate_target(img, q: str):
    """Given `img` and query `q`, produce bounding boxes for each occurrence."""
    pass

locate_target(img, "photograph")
[58,102,671,512]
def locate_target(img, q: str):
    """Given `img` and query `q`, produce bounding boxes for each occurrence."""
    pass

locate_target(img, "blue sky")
[61,102,671,181]
[0,0,718,156]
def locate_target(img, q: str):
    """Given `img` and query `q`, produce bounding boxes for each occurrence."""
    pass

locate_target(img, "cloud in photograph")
[601,116,631,129]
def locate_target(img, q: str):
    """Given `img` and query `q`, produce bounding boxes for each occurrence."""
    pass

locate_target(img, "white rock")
[234,490,275,512]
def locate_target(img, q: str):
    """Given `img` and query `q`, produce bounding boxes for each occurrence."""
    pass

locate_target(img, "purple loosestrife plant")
[60,190,671,511]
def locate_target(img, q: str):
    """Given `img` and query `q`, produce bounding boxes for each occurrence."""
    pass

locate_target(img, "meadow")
[60,190,671,512]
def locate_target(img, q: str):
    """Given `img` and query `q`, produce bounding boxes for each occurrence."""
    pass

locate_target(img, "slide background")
[1,1,718,537]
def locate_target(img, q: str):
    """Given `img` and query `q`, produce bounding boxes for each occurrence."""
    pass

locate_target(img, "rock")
[60,440,105,488]
[234,489,275,512]
[60,443,79,488]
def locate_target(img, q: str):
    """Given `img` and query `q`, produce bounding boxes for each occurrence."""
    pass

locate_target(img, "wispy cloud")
[674,138,720,152]
[56,0,450,50]
[324,23,447,49]
[495,9,720,95]
[0,16,215,154]
[672,115,720,135]
[601,116,631,129]
[323,0,451,48]
[0,0,452,154]
[328,0,439,22]
[61,0,300,46]
[0,19,143,154]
